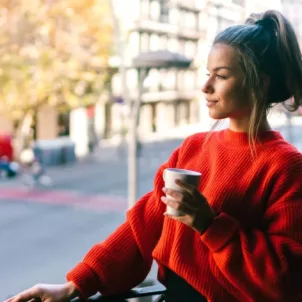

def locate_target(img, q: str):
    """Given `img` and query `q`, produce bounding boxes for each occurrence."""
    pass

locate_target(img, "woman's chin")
[208,110,227,120]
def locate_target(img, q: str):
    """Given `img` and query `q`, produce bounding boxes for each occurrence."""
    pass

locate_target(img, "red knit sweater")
[67,129,302,302]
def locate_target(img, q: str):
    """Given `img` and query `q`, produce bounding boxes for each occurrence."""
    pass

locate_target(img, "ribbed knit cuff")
[200,212,239,252]
[66,262,100,299]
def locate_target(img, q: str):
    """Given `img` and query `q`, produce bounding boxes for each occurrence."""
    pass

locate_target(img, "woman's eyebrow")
[212,66,232,72]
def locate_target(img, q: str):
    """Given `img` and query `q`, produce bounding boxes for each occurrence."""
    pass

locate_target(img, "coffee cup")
[163,168,201,216]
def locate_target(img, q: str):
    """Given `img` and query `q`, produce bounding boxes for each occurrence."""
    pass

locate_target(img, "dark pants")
[165,269,207,302]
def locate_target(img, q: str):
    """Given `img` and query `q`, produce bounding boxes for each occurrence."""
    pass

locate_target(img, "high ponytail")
[247,10,302,111]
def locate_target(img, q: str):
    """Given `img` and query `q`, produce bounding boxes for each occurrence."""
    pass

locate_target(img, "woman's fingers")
[5,287,39,302]
[174,179,196,195]
[161,196,180,208]
[161,195,195,215]
[162,187,199,211]
[162,187,182,200]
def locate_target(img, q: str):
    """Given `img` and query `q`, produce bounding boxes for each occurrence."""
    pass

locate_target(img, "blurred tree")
[0,0,113,134]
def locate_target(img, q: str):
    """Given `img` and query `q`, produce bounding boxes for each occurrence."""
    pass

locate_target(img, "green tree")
[0,0,113,124]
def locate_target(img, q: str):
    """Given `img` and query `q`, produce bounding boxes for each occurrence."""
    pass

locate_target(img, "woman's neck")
[228,117,272,132]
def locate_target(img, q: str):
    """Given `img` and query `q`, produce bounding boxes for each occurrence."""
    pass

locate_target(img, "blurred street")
[0,121,301,300]
[0,137,182,299]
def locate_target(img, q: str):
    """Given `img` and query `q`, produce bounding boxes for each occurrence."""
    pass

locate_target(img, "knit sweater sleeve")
[66,147,180,298]
[200,154,302,301]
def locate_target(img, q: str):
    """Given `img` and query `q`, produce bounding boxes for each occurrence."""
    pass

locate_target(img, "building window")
[141,0,150,19]
[167,38,178,52]
[140,32,150,52]
[185,41,197,58]
[150,1,160,21]
[159,0,169,23]
[150,33,160,51]
[184,12,196,29]
[58,112,70,137]
[129,32,141,55]
[160,35,168,49]
[169,8,178,25]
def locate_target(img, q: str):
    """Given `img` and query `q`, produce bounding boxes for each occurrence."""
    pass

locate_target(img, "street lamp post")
[128,51,192,208]
[128,67,148,208]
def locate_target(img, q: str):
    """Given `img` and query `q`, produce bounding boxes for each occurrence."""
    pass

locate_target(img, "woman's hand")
[161,179,216,234]
[5,282,79,302]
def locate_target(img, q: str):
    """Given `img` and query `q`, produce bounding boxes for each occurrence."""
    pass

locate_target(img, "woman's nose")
[201,79,214,94]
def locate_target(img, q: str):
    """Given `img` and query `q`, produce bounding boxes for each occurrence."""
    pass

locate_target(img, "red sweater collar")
[218,128,283,146]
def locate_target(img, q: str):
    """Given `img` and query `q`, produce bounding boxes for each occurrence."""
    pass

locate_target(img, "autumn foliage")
[0,0,113,119]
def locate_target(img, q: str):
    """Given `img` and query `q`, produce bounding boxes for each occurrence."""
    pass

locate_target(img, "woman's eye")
[206,73,227,79]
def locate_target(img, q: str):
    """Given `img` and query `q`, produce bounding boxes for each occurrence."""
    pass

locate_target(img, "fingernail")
[162,187,167,193]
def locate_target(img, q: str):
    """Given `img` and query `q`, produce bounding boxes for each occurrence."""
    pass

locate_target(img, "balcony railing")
[151,0,203,14]
[133,19,203,41]
[72,283,167,302]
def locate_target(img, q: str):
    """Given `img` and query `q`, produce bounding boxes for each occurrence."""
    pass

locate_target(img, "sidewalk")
[100,114,302,150]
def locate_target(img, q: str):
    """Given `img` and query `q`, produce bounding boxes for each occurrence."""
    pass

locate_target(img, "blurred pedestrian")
[21,158,52,188]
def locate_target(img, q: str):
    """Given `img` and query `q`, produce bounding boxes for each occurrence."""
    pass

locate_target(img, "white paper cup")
[163,168,201,216]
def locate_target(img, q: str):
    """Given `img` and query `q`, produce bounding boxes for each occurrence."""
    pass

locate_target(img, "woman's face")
[202,43,252,120]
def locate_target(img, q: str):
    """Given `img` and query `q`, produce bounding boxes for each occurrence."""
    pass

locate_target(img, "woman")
[7,10,302,302]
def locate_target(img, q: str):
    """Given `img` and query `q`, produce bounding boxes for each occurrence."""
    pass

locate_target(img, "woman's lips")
[206,100,218,107]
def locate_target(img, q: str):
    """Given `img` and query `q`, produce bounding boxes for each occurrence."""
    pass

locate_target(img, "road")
[0,137,182,300]
[0,123,301,300]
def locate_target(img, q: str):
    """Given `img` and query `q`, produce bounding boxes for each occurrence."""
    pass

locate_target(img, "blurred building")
[105,0,206,137]
[281,0,302,44]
